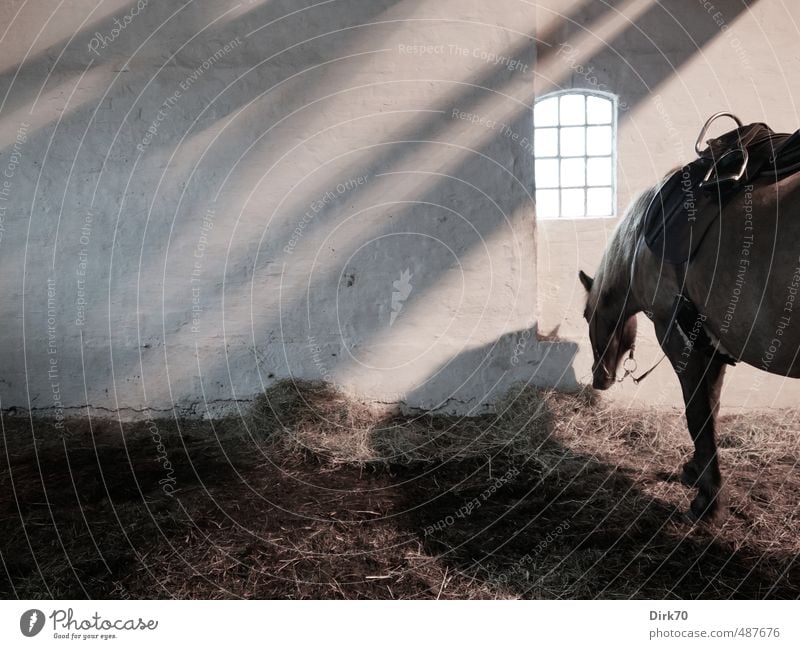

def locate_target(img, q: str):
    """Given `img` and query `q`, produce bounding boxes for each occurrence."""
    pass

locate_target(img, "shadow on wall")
[0,0,763,416]
[398,328,579,414]
[0,0,546,415]
[536,0,760,110]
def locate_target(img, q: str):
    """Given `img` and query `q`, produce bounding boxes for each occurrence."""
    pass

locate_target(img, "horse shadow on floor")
[373,332,798,599]
[389,444,797,598]
[384,402,800,599]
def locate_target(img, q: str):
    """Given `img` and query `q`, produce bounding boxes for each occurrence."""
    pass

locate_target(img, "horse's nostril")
[592,374,613,390]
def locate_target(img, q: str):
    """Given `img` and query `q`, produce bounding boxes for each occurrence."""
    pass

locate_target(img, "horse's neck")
[630,226,679,318]
[600,180,678,318]
[599,224,640,316]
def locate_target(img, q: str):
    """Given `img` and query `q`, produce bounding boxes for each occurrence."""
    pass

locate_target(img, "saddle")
[643,112,800,265]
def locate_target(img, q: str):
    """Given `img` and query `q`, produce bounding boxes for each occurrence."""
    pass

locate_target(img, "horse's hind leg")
[657,322,727,519]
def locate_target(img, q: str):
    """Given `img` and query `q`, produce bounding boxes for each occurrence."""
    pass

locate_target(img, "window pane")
[532,93,616,219]
[560,126,585,156]
[534,97,559,126]
[587,96,612,124]
[560,158,585,187]
[536,189,560,218]
[534,128,558,157]
[587,125,612,155]
[559,94,585,125]
[587,156,612,186]
[587,187,613,216]
[561,188,585,217]
[535,158,560,188]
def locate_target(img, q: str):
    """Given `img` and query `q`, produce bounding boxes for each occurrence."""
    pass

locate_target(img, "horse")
[578,171,800,520]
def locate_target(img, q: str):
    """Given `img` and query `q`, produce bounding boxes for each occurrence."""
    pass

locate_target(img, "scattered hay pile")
[719,409,800,463]
[1,380,798,599]
[245,378,800,467]
[243,379,665,465]
[239,381,800,596]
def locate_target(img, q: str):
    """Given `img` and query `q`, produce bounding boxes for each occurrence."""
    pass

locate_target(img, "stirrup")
[698,147,749,190]
[695,112,748,190]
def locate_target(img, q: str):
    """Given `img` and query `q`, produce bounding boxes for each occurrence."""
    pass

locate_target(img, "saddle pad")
[643,161,721,265]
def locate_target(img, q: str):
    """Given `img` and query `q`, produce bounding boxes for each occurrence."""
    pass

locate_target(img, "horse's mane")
[594,169,676,295]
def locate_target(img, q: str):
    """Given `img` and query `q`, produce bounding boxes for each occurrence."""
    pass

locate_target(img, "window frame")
[533,89,618,219]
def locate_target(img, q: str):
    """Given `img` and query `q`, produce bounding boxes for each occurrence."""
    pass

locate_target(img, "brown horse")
[579,172,800,519]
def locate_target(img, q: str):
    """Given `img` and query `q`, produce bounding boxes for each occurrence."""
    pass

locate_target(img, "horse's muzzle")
[592,373,614,390]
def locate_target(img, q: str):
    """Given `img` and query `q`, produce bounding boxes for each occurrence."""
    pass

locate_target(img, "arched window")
[533,91,616,218]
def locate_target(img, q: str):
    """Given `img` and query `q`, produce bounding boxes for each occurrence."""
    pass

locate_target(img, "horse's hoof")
[682,510,702,525]
[688,491,719,521]
[680,461,700,487]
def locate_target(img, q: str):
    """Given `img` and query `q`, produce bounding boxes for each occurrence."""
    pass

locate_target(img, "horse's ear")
[578,270,594,292]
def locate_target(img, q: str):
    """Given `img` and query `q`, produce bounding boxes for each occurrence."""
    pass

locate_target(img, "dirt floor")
[0,381,798,599]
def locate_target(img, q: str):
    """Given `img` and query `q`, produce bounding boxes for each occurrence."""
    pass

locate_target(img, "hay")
[245,380,601,469]
[2,379,798,599]
[245,379,686,467]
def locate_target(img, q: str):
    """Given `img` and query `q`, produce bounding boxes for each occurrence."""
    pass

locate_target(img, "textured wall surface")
[0,0,579,418]
[1,0,797,419]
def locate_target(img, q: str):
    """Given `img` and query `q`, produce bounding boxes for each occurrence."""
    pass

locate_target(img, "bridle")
[616,347,637,383]
[591,305,666,386]
[591,290,664,386]
[616,344,667,384]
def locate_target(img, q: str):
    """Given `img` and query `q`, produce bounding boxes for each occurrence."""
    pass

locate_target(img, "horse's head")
[579,269,637,390]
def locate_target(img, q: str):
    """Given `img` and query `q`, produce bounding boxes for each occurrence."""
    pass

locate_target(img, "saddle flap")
[643,162,718,266]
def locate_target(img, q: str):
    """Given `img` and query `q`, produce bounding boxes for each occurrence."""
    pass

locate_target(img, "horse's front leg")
[656,321,727,519]
[680,356,726,520]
